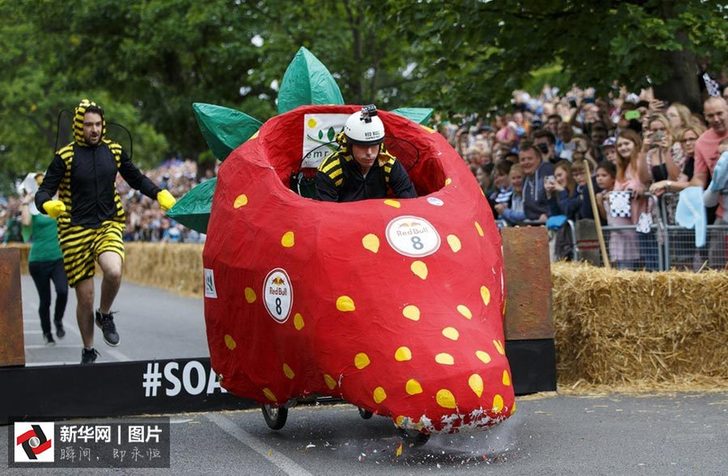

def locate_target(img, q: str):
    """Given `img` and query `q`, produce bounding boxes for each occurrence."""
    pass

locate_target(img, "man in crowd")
[518,140,555,223]
[691,97,728,267]
[35,99,177,364]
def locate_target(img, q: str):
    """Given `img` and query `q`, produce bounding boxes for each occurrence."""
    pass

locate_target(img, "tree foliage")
[1,0,726,192]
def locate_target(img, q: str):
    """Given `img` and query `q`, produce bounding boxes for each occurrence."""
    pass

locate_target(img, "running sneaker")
[95,310,120,346]
[55,320,65,339]
[81,348,99,364]
[43,333,56,346]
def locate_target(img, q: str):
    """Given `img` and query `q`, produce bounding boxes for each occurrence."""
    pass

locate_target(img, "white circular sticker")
[385,216,441,258]
[263,268,293,323]
[427,197,444,207]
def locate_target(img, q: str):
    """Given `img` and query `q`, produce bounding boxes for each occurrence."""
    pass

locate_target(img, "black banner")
[1,358,255,424]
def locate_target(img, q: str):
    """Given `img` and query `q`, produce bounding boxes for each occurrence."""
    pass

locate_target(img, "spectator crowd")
[441,82,728,270]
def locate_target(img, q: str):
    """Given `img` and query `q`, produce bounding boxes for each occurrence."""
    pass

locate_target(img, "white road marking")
[206,412,313,476]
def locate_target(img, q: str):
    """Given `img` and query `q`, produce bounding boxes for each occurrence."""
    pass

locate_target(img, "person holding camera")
[316,105,416,202]
[644,113,682,196]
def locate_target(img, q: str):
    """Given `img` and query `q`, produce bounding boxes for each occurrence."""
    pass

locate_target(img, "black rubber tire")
[261,404,288,430]
[399,428,430,446]
[358,407,373,419]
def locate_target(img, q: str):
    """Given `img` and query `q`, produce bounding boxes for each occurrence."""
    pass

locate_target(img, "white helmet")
[343,105,385,146]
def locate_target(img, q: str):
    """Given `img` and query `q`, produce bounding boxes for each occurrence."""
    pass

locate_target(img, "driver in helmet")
[316,105,417,202]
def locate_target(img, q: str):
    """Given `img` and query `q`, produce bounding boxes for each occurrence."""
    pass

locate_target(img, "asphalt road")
[20,274,209,365]
[9,275,728,474]
[2,391,728,475]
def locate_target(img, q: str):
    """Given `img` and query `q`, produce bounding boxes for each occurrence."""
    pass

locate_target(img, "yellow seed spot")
[323,374,337,390]
[442,327,459,341]
[493,394,504,413]
[233,194,248,208]
[336,295,356,312]
[395,442,403,457]
[402,305,420,321]
[354,352,371,369]
[502,370,511,386]
[411,261,428,280]
[510,400,518,415]
[394,346,412,361]
[244,287,256,303]
[474,221,484,237]
[283,363,295,379]
[480,286,491,306]
[224,334,236,350]
[445,178,452,186]
[468,374,484,397]
[362,234,380,253]
[307,118,317,128]
[395,415,405,427]
[435,353,454,365]
[405,379,423,395]
[476,350,492,364]
[446,234,462,253]
[263,388,277,402]
[281,231,295,248]
[436,389,457,409]
[373,386,387,403]
[457,304,472,319]
[384,199,401,208]
[293,313,305,330]
[493,339,505,355]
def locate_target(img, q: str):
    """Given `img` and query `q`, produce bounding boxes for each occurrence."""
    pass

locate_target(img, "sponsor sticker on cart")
[385,216,441,258]
[263,268,293,323]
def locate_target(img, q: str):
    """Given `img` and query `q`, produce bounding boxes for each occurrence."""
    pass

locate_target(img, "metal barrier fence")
[575,192,728,271]
[498,192,728,271]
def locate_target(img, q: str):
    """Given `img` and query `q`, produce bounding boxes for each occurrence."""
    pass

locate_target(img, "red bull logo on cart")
[386,216,441,258]
[263,269,293,323]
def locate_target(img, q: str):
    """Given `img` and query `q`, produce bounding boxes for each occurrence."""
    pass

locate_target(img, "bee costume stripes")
[35,99,162,287]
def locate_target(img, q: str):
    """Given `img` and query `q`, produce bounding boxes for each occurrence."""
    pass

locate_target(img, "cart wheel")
[358,407,373,419]
[261,404,288,430]
[399,429,430,447]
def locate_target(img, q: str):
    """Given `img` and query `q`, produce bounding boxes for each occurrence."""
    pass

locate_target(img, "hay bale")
[123,243,203,297]
[552,261,728,387]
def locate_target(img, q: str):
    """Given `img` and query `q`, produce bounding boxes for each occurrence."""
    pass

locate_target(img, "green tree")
[389,0,728,114]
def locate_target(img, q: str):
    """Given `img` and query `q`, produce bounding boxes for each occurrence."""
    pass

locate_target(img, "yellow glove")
[157,190,176,212]
[42,200,66,218]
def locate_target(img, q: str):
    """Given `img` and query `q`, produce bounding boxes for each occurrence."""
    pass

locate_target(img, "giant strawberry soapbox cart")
[169,48,515,443]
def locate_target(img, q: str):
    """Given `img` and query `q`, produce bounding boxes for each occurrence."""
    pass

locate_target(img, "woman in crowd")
[545,160,581,260]
[615,129,655,269]
[545,160,581,221]
[20,173,68,345]
[644,113,681,190]
[665,102,693,131]
[649,124,705,196]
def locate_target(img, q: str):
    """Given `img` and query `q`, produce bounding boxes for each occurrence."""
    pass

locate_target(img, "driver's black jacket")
[315,151,416,202]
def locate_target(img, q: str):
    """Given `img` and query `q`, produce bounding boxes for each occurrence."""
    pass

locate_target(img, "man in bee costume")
[316,105,416,202]
[35,99,177,364]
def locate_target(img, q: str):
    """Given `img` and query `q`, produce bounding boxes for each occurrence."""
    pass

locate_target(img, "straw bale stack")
[123,243,203,297]
[552,261,728,387]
